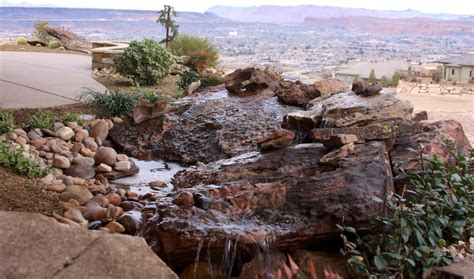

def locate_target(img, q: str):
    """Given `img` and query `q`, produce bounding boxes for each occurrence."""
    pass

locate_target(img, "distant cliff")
[206,5,467,23]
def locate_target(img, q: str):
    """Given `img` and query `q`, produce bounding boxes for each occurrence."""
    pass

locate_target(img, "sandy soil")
[0,167,62,215]
[397,93,474,144]
[94,74,181,98]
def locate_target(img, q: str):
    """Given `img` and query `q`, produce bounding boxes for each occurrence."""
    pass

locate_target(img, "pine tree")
[392,72,400,87]
[157,5,179,47]
[368,69,376,83]
[380,75,389,88]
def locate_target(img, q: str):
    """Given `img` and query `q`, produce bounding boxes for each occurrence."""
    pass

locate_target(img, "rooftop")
[437,54,474,67]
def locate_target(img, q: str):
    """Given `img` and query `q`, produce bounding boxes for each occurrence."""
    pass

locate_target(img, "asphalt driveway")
[0,51,105,108]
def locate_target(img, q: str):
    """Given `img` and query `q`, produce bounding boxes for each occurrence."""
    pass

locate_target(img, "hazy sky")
[2,0,473,15]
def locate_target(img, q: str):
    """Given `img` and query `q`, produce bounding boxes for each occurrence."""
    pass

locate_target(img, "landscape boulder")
[352,80,382,97]
[143,141,393,270]
[224,67,274,93]
[0,212,177,278]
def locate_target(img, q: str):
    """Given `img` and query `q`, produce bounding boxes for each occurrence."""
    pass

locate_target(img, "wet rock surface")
[142,141,394,270]
[111,89,297,164]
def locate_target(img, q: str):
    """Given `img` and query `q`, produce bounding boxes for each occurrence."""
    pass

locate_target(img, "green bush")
[48,40,61,49]
[80,88,139,118]
[58,46,65,51]
[0,109,15,134]
[0,142,51,179]
[177,70,200,90]
[168,34,219,70]
[59,112,83,125]
[199,74,224,91]
[116,39,175,86]
[136,90,174,103]
[25,109,55,129]
[16,37,28,45]
[339,143,474,278]
[35,43,42,47]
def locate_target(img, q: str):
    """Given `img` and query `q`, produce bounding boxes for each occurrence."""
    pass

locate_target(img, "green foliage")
[157,5,179,47]
[32,20,53,42]
[79,89,139,118]
[380,75,389,88]
[16,37,28,45]
[25,109,55,129]
[392,72,401,87]
[199,74,224,91]
[58,46,65,51]
[135,89,174,103]
[59,112,83,125]
[168,34,219,70]
[0,142,51,179]
[116,39,175,86]
[368,69,377,83]
[340,144,474,278]
[0,109,15,134]
[177,70,200,90]
[48,40,61,49]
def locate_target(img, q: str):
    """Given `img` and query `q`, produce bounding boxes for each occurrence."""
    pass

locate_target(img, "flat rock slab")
[0,51,105,108]
[0,211,177,279]
[430,256,474,279]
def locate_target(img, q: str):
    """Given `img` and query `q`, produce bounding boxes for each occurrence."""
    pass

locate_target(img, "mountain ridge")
[206,5,468,23]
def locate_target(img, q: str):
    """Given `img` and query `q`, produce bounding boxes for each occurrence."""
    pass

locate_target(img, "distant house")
[437,54,474,84]
[335,61,409,85]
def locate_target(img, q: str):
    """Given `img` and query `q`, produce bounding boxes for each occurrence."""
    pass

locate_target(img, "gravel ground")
[398,93,474,144]
[0,167,62,215]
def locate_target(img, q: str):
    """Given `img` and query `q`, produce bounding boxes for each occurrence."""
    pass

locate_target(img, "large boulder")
[275,81,321,107]
[390,120,471,192]
[142,141,394,270]
[0,211,177,278]
[224,67,274,93]
[44,25,91,53]
[316,91,413,128]
[110,90,298,163]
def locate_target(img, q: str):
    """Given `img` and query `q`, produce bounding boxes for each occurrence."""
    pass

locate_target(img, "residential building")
[437,54,474,84]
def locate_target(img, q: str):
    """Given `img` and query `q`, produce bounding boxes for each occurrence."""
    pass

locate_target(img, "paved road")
[0,51,105,108]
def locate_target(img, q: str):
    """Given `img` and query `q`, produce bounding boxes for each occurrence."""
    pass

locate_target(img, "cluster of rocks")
[0,118,154,235]
[109,67,471,276]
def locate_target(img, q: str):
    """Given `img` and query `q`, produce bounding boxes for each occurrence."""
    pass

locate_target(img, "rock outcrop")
[111,89,297,163]
[44,25,91,53]
[224,67,275,93]
[143,141,393,270]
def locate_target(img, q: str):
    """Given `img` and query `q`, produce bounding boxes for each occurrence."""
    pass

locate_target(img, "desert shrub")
[177,70,200,90]
[188,50,215,73]
[32,20,54,42]
[116,39,175,86]
[35,43,42,47]
[169,34,219,69]
[58,112,83,125]
[0,109,15,134]
[58,46,65,51]
[16,37,28,45]
[0,142,51,179]
[25,109,55,129]
[198,74,224,91]
[340,143,474,278]
[48,40,61,49]
[80,88,138,118]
